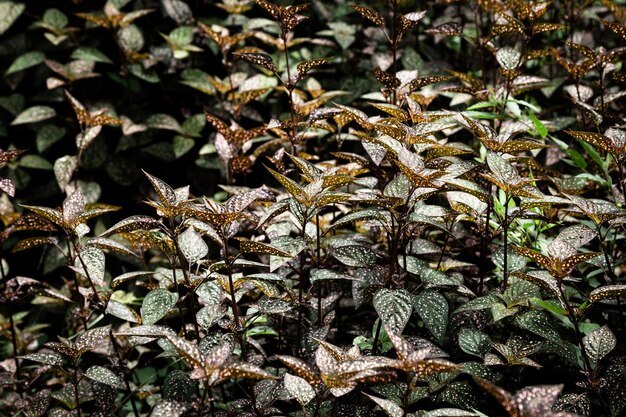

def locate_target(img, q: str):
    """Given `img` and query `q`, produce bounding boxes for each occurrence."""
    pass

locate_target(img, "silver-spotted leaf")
[74,246,105,287]
[363,393,403,417]
[332,245,376,267]
[20,352,65,366]
[85,366,122,389]
[178,227,208,263]
[142,289,178,325]
[75,325,111,353]
[582,325,616,366]
[414,290,448,344]
[373,288,413,334]
[284,373,316,405]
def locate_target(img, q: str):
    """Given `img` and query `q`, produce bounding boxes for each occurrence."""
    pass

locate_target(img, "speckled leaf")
[196,304,225,330]
[12,236,59,252]
[266,165,306,200]
[310,269,357,283]
[85,366,122,389]
[329,208,385,231]
[409,75,451,91]
[177,227,208,263]
[277,355,321,386]
[332,245,376,267]
[142,289,178,325]
[458,328,490,358]
[374,288,413,334]
[590,285,626,303]
[240,240,291,257]
[352,5,384,28]
[106,300,141,323]
[565,130,613,153]
[583,325,616,366]
[487,152,519,183]
[284,373,316,405]
[11,106,56,125]
[373,67,400,88]
[74,246,105,286]
[163,370,195,401]
[150,399,188,417]
[62,190,85,223]
[53,155,77,192]
[414,290,448,344]
[297,58,331,78]
[101,215,159,236]
[496,46,521,70]
[512,246,551,271]
[75,325,111,353]
[364,393,403,417]
[234,52,277,73]
[514,310,560,342]
[218,362,277,381]
[0,2,25,35]
[143,170,177,206]
[258,298,293,314]
[21,352,65,366]
[22,204,64,226]
[165,334,203,367]
[424,409,480,417]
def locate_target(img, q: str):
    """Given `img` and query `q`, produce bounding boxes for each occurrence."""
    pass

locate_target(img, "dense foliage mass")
[1,0,626,416]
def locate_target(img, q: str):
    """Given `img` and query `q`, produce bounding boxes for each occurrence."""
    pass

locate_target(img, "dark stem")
[502,195,511,290]
[478,196,493,295]
[109,330,140,417]
[8,308,21,396]
[371,319,383,354]
[73,362,83,417]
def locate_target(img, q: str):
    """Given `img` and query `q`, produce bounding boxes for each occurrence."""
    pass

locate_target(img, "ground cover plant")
[1,0,626,416]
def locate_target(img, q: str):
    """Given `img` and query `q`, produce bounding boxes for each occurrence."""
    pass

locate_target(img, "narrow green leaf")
[6,51,45,75]
[11,106,56,125]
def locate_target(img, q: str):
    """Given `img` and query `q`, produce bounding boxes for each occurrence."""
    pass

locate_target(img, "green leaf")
[5,51,45,75]
[42,8,68,30]
[414,290,448,344]
[19,155,53,170]
[54,155,77,192]
[583,325,616,367]
[310,269,357,283]
[177,227,208,264]
[11,106,56,125]
[332,245,376,267]
[146,113,183,132]
[85,366,122,389]
[74,246,106,287]
[0,2,25,35]
[284,373,316,405]
[163,370,196,401]
[514,310,560,342]
[106,300,141,323]
[363,393,403,417]
[71,46,113,64]
[150,400,188,417]
[373,288,413,334]
[458,328,490,358]
[142,289,179,325]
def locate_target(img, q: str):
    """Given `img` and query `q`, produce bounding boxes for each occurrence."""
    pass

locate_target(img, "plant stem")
[8,308,21,396]
[502,194,511,290]
[109,330,139,417]
[371,319,383,354]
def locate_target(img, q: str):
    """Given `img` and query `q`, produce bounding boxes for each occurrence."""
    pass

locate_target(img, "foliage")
[1,0,626,416]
